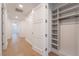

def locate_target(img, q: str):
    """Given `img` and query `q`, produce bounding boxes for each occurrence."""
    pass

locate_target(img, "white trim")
[25,38,32,45]
[51,48,65,56]
[25,38,42,55]
[32,46,42,55]
[0,51,2,56]
[51,51,65,56]
[58,51,68,56]
[3,44,7,50]
[0,4,2,56]
[3,40,8,50]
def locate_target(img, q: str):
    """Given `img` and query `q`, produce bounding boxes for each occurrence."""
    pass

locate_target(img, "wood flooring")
[2,37,40,56]
[48,52,58,56]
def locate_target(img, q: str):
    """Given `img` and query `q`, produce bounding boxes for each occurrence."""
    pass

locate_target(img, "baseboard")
[25,38,32,45]
[3,43,7,50]
[58,51,75,56]
[25,38,42,55]
[32,46,42,55]
[58,51,69,56]
[6,38,11,49]
[57,51,66,56]
[0,51,2,56]
[51,48,65,56]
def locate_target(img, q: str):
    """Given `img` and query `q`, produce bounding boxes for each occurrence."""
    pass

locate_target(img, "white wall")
[3,3,48,56]
[3,4,8,49]
[25,12,33,45]
[0,3,12,55]
[60,18,77,56]
[24,4,48,55]
[6,19,12,39]
[3,4,14,49]
[75,17,79,55]
[18,21,26,38]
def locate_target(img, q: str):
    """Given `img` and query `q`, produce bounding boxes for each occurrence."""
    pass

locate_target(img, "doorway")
[11,23,18,50]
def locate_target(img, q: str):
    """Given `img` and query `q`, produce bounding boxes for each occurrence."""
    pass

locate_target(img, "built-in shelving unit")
[51,7,59,49]
[51,3,79,50]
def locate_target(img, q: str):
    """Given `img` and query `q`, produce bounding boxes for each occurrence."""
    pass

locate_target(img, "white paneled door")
[32,4,48,56]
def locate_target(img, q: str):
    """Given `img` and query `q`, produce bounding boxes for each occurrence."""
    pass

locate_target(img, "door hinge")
[45,48,47,51]
[2,43,4,46]
[45,5,47,8]
[45,19,47,23]
[2,32,4,35]
[45,34,47,37]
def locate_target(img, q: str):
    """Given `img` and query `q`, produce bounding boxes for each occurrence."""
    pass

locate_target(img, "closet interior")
[48,3,79,56]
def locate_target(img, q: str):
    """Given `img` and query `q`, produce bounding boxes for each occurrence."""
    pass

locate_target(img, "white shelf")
[52,34,58,35]
[52,13,57,16]
[52,29,58,30]
[51,43,58,46]
[52,18,58,20]
[59,5,79,14]
[52,22,58,25]
[52,8,59,49]
[52,19,58,21]
[52,38,58,41]
[59,3,78,11]
[51,3,79,51]
[52,3,68,12]
[59,13,79,19]
[51,3,77,50]
[52,23,58,25]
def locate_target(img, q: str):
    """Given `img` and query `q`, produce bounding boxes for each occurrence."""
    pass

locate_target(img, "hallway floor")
[2,37,40,56]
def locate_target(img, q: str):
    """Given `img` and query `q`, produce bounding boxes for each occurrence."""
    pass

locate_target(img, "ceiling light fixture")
[19,4,23,8]
[15,16,18,19]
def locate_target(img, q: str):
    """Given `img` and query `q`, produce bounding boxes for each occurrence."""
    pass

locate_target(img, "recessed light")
[19,4,23,8]
[15,16,18,19]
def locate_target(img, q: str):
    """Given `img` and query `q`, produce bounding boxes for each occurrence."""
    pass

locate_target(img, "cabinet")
[52,8,59,50]
[51,3,79,55]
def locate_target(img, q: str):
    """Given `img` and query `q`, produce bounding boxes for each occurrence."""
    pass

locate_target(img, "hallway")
[1,3,48,56]
[1,3,79,56]
[2,37,40,56]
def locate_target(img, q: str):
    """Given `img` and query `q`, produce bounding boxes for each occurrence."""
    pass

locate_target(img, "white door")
[32,4,48,56]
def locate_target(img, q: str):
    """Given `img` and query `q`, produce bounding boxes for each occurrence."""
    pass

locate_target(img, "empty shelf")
[59,5,79,14]
[52,40,58,44]
[51,44,58,49]
[59,13,79,20]
[52,3,68,12]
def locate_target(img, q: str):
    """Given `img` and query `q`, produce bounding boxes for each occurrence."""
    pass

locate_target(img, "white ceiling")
[6,3,39,21]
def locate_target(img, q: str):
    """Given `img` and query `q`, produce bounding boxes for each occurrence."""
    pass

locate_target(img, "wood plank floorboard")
[48,52,58,56]
[2,37,40,56]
